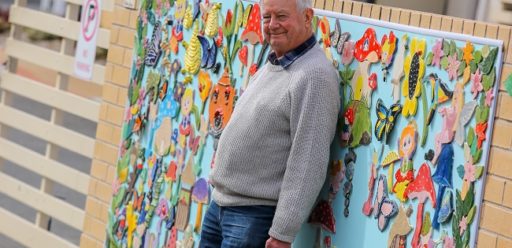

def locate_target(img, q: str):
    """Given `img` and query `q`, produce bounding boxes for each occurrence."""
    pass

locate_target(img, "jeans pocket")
[221,206,275,248]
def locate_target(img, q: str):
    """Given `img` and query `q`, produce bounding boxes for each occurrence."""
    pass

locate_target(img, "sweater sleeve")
[268,67,341,243]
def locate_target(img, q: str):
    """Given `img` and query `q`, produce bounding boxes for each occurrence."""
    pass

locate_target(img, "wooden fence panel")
[0,0,113,246]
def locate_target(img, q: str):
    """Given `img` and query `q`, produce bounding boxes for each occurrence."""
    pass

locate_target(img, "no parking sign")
[74,0,101,80]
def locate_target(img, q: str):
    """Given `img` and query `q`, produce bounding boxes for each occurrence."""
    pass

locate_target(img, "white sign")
[74,0,101,80]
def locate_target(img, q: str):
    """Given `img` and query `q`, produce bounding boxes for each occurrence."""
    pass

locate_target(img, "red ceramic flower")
[475,122,487,149]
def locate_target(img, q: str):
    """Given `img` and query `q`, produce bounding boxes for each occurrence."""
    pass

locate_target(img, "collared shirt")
[267,35,317,68]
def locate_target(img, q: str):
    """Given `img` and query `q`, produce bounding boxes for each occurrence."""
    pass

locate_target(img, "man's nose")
[268,18,279,29]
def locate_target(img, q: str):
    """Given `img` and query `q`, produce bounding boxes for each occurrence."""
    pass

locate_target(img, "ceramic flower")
[447,54,460,81]
[342,41,355,65]
[458,216,468,235]
[443,237,455,248]
[463,161,476,183]
[485,89,494,107]
[432,39,444,68]
[470,69,483,99]
[462,41,474,65]
[401,38,426,117]
[475,122,488,149]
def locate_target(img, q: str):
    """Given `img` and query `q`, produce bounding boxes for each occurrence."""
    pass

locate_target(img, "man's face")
[262,0,312,57]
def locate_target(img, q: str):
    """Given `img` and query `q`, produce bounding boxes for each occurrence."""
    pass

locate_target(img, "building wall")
[80,0,512,247]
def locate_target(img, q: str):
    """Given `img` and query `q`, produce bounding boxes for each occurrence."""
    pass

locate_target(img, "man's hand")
[265,237,291,248]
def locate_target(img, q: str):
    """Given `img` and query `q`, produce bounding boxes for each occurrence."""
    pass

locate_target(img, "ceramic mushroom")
[192,178,209,232]
[387,205,413,248]
[404,163,436,248]
[308,200,336,233]
[432,143,454,229]
[240,3,263,91]
[352,28,382,103]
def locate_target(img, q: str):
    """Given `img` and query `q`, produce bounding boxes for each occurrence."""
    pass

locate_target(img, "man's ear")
[304,8,314,26]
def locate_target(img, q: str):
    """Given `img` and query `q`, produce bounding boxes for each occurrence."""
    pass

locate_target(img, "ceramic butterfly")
[132,191,145,212]
[188,127,201,155]
[158,79,168,101]
[197,35,218,69]
[330,19,350,55]
[375,98,402,142]
[145,21,162,67]
[374,175,398,231]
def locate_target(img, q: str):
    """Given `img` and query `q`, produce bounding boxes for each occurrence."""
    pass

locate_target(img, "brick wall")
[79,0,138,247]
[80,0,512,247]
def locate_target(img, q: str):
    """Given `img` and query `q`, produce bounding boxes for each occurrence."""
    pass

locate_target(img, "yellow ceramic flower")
[401,38,426,117]
[198,70,212,102]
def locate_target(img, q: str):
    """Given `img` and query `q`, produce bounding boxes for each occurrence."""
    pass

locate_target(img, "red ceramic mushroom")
[240,3,263,91]
[351,28,382,102]
[344,107,355,125]
[309,200,336,233]
[404,163,436,248]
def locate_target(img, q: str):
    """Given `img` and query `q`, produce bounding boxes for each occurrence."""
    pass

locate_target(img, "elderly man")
[200,0,340,247]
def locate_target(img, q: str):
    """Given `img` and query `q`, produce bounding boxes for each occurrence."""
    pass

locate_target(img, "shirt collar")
[267,35,317,68]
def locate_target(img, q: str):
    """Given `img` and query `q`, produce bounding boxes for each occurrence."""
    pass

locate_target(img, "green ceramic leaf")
[242,4,253,28]
[465,184,475,206]
[457,165,465,180]
[475,105,490,123]
[467,126,475,145]
[350,101,371,147]
[482,45,490,57]
[471,136,478,155]
[473,50,483,63]
[463,230,470,248]
[111,187,126,211]
[234,0,244,34]
[505,73,512,97]
[476,166,484,179]
[482,47,498,75]
[482,67,496,92]
[467,205,477,224]
[441,57,449,70]
[458,61,466,77]
[470,60,477,73]
[457,48,463,60]
[473,148,482,164]
[452,211,462,244]
[426,52,433,65]
[443,40,450,55]
[450,40,457,56]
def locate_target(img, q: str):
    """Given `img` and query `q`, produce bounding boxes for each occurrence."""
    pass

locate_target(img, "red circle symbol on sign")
[81,0,99,42]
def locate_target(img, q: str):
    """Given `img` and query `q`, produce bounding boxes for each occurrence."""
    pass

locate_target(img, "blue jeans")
[199,201,276,248]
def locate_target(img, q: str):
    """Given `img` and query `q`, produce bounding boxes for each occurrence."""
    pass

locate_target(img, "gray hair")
[296,0,313,11]
[260,0,313,11]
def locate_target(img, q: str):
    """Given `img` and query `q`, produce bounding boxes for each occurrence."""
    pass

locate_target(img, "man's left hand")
[265,237,291,248]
